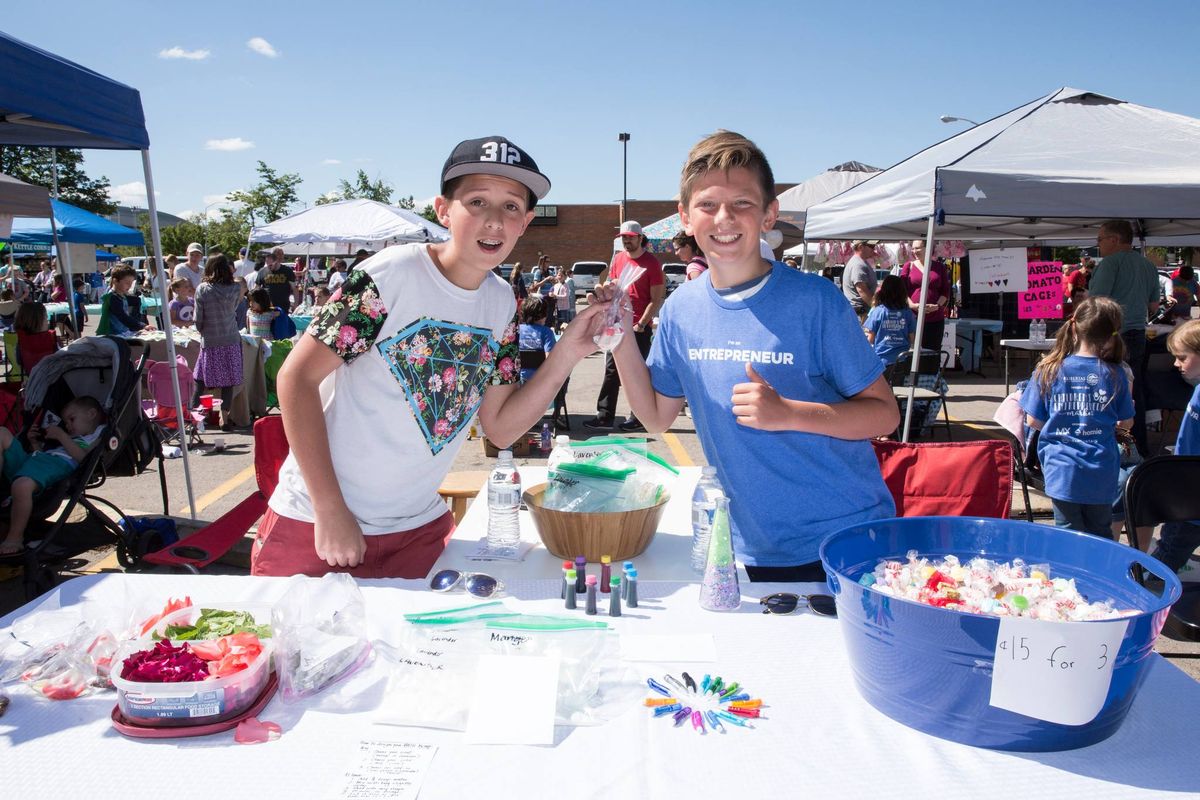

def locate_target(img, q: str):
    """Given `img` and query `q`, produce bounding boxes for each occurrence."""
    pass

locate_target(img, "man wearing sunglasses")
[1088,219,1161,456]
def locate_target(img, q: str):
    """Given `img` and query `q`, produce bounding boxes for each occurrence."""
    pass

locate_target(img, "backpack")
[271,306,297,340]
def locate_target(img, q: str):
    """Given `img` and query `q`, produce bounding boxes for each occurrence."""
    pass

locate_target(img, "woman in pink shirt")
[900,239,952,352]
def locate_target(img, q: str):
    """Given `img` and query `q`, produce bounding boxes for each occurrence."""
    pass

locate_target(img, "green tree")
[315,169,393,205]
[418,204,438,224]
[226,161,302,224]
[0,146,117,215]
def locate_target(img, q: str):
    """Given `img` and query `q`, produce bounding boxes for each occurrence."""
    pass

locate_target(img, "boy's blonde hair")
[1167,319,1200,357]
[679,130,775,209]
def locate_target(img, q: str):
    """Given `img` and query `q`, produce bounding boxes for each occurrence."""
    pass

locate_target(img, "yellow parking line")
[662,432,694,467]
[177,464,257,516]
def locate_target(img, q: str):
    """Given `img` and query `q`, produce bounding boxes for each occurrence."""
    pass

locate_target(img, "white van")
[570,261,607,296]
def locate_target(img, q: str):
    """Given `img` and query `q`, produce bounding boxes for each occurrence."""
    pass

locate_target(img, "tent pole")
[141,150,197,519]
[902,215,937,442]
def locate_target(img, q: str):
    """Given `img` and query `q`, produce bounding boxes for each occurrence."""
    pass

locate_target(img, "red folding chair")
[143,416,289,572]
[872,439,1014,519]
[16,330,59,375]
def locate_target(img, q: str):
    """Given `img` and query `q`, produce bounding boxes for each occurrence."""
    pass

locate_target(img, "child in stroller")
[1,395,106,555]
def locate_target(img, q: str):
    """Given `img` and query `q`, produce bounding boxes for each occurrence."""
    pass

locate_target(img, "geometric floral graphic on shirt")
[377,317,501,455]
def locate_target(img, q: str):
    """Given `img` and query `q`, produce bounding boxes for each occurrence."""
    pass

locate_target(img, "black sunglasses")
[759,592,837,617]
[429,569,504,598]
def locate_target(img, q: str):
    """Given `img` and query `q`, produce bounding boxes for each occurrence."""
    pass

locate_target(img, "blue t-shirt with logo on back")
[647,262,894,567]
[1020,355,1134,505]
[864,305,916,365]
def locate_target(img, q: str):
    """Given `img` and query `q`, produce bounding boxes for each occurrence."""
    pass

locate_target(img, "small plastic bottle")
[547,435,574,471]
[584,575,598,615]
[540,422,552,455]
[565,569,578,609]
[691,466,725,574]
[485,450,521,555]
[608,576,622,617]
[625,567,638,608]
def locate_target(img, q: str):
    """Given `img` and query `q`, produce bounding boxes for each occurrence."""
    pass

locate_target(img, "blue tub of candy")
[819,516,1181,751]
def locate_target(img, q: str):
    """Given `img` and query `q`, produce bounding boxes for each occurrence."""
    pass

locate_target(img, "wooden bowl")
[522,483,670,563]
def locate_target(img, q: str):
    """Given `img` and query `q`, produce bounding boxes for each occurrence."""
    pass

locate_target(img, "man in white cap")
[583,220,665,432]
[175,242,205,289]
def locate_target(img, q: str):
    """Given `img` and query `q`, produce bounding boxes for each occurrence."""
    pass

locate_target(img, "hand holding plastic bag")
[273,573,373,702]
[593,265,645,352]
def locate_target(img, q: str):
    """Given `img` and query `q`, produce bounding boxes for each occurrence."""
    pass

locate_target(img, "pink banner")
[1018,261,1064,320]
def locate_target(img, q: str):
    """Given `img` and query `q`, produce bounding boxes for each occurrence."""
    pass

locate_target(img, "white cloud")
[158,46,210,61]
[109,181,154,206]
[247,37,278,58]
[174,208,196,219]
[321,158,342,166]
[413,196,437,210]
[203,193,232,206]
[205,137,255,151]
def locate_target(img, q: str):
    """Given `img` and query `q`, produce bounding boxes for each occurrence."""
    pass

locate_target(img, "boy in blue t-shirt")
[592,131,899,581]
[1151,320,1200,570]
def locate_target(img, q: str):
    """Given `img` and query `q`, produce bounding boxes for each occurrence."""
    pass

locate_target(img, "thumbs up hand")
[731,363,792,430]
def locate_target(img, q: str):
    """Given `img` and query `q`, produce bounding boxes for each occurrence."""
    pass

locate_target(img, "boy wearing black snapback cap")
[256,136,604,578]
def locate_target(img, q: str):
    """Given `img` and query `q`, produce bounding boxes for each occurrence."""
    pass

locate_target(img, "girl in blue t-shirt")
[517,294,556,384]
[1020,297,1135,538]
[1151,320,1200,571]
[863,275,916,373]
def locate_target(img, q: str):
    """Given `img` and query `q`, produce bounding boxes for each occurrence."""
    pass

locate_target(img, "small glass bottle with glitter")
[699,496,740,611]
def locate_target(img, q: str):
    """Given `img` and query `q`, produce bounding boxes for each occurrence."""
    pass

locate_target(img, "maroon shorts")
[250,507,455,579]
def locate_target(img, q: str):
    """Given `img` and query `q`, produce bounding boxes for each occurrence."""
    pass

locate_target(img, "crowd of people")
[3,129,1198,586]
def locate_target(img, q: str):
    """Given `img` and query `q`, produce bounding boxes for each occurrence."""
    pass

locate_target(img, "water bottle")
[1031,319,1045,345]
[540,422,552,455]
[548,435,574,471]
[691,466,725,574]
[486,450,521,555]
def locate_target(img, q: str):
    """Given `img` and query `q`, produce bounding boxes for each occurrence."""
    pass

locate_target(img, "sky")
[5,0,1200,222]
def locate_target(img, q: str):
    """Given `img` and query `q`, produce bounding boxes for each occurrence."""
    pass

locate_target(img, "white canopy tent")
[249,199,448,249]
[775,161,880,236]
[804,87,1200,440]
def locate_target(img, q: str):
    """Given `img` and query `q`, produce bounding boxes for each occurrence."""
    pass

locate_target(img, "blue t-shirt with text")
[1020,355,1134,504]
[647,262,894,566]
[864,306,916,365]
[518,322,556,383]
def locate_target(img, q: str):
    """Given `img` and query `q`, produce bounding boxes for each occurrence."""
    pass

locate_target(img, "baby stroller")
[2,336,163,599]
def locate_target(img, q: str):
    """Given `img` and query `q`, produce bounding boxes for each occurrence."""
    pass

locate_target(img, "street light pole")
[618,132,630,224]
[939,115,980,127]
[202,201,223,256]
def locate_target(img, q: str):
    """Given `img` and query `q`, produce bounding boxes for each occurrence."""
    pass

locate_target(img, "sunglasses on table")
[759,592,838,618]
[429,569,505,598]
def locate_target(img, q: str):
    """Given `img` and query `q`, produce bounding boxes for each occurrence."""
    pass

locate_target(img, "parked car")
[570,261,607,296]
[663,262,687,293]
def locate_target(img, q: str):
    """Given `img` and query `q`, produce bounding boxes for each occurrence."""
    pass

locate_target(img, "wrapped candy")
[864,551,1135,621]
[593,265,646,352]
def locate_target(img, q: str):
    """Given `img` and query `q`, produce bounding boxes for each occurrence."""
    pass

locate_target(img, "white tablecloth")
[432,467,701,581]
[1,572,1197,799]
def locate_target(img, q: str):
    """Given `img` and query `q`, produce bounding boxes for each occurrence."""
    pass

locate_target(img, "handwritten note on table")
[989,616,1130,725]
[333,740,437,800]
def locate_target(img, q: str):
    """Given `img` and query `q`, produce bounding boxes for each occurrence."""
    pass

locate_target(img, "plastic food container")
[111,636,273,727]
[820,516,1181,752]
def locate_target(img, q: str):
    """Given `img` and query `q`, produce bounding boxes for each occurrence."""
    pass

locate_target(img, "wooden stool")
[438,470,491,524]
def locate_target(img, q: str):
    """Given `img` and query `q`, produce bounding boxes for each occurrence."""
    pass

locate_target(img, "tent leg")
[141,150,197,519]
[901,216,937,442]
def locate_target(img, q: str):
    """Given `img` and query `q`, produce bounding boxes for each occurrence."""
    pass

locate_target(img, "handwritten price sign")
[989,616,1129,725]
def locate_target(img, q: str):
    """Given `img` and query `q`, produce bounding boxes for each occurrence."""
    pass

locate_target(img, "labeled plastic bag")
[543,461,635,512]
[593,265,646,351]
[375,613,631,730]
[272,573,373,702]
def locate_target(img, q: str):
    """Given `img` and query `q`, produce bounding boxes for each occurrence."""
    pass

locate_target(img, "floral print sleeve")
[309,269,387,362]
[491,312,521,386]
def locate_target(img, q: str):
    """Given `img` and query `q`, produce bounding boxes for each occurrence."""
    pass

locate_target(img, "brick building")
[510,184,797,268]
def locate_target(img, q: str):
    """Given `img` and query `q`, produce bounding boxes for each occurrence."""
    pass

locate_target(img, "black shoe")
[582,417,613,431]
[618,419,646,433]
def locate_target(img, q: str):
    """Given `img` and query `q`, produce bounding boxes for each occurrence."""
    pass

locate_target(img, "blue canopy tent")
[0,29,196,514]
[7,198,143,245]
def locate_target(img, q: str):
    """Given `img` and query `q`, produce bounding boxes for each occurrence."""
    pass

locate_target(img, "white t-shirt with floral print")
[268,243,520,535]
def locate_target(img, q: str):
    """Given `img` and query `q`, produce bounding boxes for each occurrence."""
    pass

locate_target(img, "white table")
[431,466,702,582]
[1000,337,1055,395]
[955,317,1003,374]
[2,572,1197,799]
